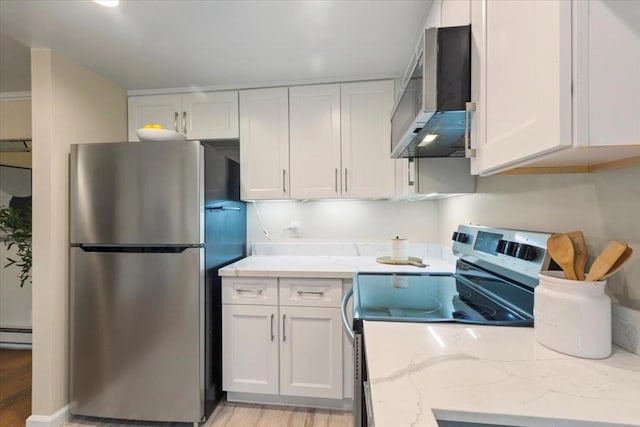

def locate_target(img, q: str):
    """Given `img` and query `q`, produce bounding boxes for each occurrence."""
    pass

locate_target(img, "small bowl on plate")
[136,128,187,142]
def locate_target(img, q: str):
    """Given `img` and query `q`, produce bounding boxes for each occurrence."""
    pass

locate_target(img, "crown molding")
[127,74,399,96]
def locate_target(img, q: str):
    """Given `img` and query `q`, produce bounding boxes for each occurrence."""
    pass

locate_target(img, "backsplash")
[438,165,640,355]
[247,199,438,244]
[251,241,457,265]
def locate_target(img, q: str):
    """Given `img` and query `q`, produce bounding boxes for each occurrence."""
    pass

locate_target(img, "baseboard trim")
[26,405,70,427]
[0,342,32,350]
[226,392,353,411]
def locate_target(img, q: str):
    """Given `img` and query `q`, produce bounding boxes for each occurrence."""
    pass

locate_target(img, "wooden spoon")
[566,230,588,280]
[599,246,633,280]
[586,240,629,281]
[547,233,578,280]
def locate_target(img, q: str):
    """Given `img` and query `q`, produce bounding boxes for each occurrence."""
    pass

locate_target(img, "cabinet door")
[341,81,395,199]
[222,305,278,394]
[579,0,640,148]
[289,84,341,199]
[182,91,239,140]
[127,94,181,141]
[440,0,470,26]
[280,306,343,399]
[472,0,572,175]
[239,88,290,200]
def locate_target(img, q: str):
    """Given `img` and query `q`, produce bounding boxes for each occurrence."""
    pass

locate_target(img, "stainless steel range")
[341,225,555,427]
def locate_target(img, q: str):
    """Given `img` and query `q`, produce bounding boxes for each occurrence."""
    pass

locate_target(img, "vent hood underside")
[391,25,471,159]
[394,110,466,158]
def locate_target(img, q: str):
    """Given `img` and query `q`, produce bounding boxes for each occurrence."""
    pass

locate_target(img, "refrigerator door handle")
[206,206,241,211]
[73,244,205,253]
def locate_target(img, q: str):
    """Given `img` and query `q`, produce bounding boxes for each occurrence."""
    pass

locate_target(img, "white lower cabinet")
[222,277,347,407]
[222,304,279,394]
[280,306,343,399]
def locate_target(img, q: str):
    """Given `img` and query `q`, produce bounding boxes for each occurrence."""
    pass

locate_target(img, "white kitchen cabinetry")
[289,84,342,199]
[286,80,395,200]
[279,306,343,399]
[279,278,343,399]
[222,304,279,394]
[128,95,182,139]
[341,80,395,199]
[394,157,475,199]
[222,278,278,394]
[222,277,347,406]
[127,91,239,141]
[239,88,290,200]
[469,0,640,175]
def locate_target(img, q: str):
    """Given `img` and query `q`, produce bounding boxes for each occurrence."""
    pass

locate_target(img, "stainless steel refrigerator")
[69,140,246,423]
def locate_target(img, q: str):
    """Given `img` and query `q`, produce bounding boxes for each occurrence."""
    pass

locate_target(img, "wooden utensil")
[376,256,427,268]
[586,240,629,281]
[547,233,578,280]
[566,230,588,280]
[599,246,633,280]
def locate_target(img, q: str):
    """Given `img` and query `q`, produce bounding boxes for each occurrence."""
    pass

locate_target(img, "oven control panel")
[451,225,553,288]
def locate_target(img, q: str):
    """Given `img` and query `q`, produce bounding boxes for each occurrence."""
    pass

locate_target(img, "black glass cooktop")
[353,267,534,326]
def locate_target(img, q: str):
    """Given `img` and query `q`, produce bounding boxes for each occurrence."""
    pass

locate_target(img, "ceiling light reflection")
[94,0,119,7]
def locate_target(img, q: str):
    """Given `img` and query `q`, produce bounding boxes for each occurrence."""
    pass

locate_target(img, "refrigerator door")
[69,247,204,422]
[70,141,203,245]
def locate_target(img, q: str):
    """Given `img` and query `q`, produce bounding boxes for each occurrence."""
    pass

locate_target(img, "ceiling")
[0,0,430,93]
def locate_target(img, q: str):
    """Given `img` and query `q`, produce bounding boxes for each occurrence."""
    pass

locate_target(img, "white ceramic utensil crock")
[534,271,611,359]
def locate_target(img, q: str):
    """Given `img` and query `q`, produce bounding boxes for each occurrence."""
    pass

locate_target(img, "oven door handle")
[341,287,354,342]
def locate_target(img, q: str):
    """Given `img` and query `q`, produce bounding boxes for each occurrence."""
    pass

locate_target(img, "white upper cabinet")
[471,0,572,175]
[289,84,342,199]
[469,0,640,175]
[575,0,640,149]
[238,80,396,201]
[341,80,395,199]
[182,91,239,140]
[239,88,290,200]
[128,91,239,141]
[128,94,182,139]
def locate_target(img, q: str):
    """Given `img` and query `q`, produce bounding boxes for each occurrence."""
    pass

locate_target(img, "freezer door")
[70,141,203,245]
[69,247,204,422]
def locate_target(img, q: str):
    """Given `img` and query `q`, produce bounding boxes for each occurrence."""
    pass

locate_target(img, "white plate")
[136,128,187,142]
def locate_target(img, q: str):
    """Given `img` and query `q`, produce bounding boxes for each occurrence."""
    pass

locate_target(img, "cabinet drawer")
[222,278,278,305]
[279,278,343,308]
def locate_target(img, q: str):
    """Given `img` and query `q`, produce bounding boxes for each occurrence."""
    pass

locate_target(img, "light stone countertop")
[218,255,456,279]
[364,321,640,427]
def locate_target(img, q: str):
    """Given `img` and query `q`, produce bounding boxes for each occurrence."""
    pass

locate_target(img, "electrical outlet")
[289,221,301,238]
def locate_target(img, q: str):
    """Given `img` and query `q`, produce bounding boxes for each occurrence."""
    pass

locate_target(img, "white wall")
[247,199,439,248]
[30,48,127,417]
[437,166,640,310]
[0,98,31,139]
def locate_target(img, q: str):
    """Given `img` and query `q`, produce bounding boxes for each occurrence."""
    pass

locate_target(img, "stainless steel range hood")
[391,25,471,158]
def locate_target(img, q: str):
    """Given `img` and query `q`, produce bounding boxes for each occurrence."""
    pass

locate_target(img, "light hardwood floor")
[66,401,353,427]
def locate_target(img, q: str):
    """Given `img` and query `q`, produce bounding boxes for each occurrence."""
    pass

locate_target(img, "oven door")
[342,289,373,427]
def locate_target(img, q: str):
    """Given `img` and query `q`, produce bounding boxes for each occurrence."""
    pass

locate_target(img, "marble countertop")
[218,255,455,279]
[364,322,640,427]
